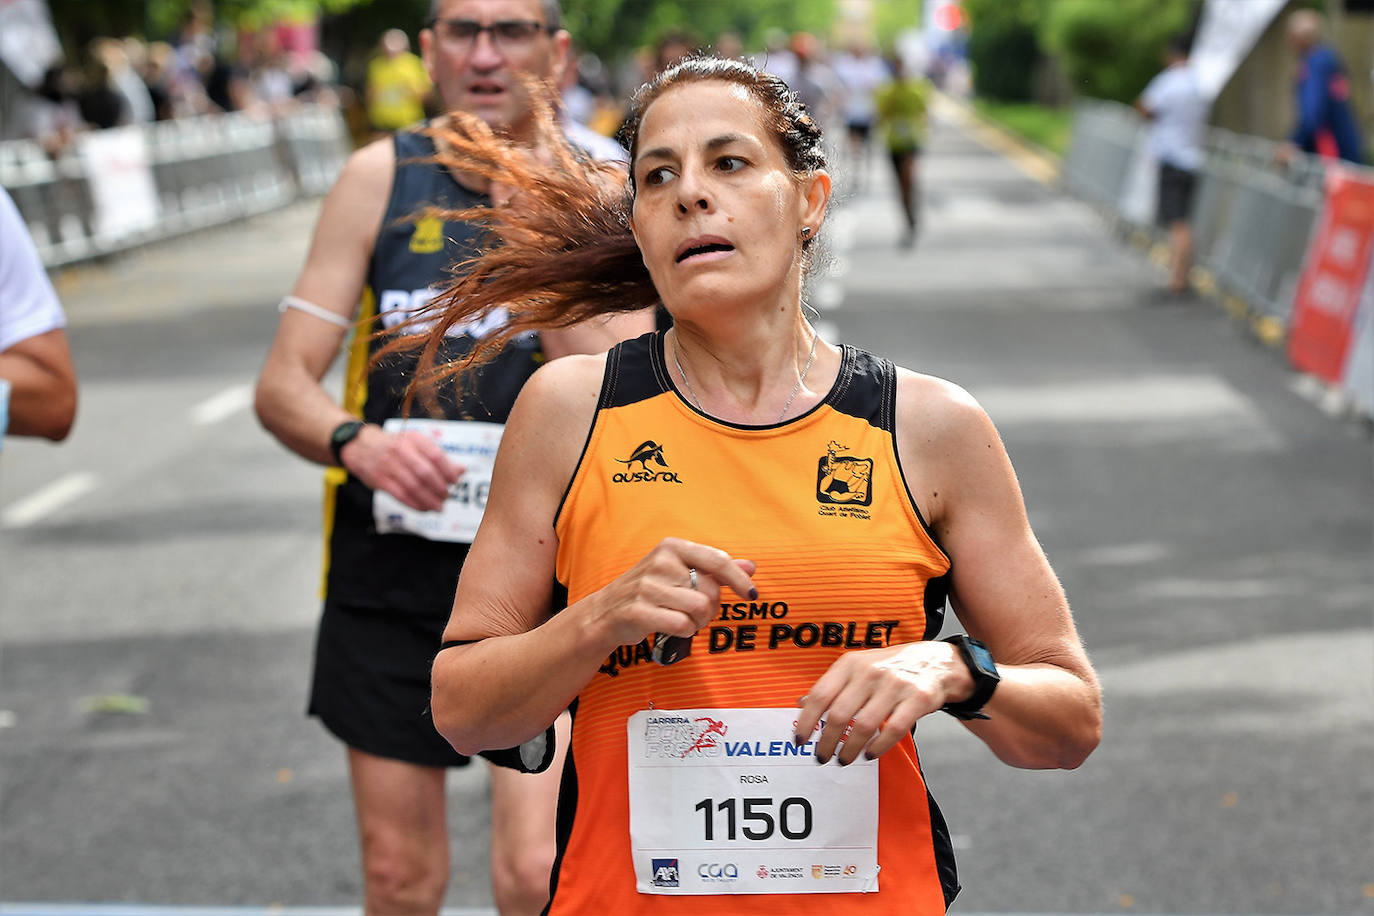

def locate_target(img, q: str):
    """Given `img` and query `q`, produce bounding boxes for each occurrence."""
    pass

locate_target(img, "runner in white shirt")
[0,186,77,445]
[1136,37,1208,299]
[831,41,889,190]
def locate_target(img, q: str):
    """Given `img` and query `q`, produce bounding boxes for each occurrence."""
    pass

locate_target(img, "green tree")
[962,0,1050,102]
[45,0,377,48]
[563,0,836,62]
[1040,0,1194,103]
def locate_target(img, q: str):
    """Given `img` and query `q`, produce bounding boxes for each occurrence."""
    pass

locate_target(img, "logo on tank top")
[409,215,445,253]
[817,440,872,515]
[612,439,683,484]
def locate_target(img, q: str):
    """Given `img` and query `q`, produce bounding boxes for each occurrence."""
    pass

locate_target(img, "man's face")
[420,0,569,141]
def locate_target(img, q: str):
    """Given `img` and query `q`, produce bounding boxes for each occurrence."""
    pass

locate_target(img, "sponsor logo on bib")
[650,858,680,887]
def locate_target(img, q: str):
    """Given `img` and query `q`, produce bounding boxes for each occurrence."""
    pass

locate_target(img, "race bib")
[372,419,502,543]
[627,708,879,895]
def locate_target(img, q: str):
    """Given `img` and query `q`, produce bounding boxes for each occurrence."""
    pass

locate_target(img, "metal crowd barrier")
[1062,98,1372,325]
[0,105,351,269]
[1061,102,1145,214]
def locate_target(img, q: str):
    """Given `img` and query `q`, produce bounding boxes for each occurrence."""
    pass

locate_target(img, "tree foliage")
[962,0,1049,103]
[1041,0,1193,103]
[563,0,836,61]
[963,0,1199,105]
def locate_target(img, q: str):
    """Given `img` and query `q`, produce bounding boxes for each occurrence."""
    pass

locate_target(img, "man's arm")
[1,328,77,440]
[255,138,462,511]
[254,138,391,464]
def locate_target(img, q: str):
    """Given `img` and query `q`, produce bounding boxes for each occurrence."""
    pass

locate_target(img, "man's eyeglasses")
[426,19,553,52]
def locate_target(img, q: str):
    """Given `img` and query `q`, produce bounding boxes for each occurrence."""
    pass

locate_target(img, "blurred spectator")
[169,4,217,114]
[789,32,840,124]
[77,57,125,130]
[291,50,341,108]
[560,44,596,125]
[1276,9,1364,166]
[832,39,890,189]
[116,38,158,122]
[139,41,177,120]
[756,28,797,85]
[713,31,744,61]
[250,30,297,114]
[364,28,432,133]
[27,64,84,155]
[756,28,797,86]
[0,187,77,446]
[204,33,257,114]
[90,37,155,124]
[1135,36,1206,299]
[559,45,627,160]
[653,29,698,75]
[875,53,930,248]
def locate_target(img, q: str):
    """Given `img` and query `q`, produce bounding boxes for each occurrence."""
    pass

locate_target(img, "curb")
[931,91,1062,188]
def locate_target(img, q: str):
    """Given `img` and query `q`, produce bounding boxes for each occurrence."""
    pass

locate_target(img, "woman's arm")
[430,354,757,755]
[795,371,1101,770]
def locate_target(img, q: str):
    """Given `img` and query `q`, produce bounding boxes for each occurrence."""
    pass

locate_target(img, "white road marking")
[190,383,254,425]
[1,471,98,528]
[974,375,1263,425]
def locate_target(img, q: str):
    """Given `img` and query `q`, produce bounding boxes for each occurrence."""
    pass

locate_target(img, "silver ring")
[687,568,698,590]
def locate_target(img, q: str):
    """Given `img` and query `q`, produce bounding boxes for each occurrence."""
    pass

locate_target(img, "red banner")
[1288,169,1374,383]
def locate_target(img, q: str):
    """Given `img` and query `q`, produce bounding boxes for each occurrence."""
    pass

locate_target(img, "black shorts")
[1157,163,1197,225]
[889,148,920,173]
[309,596,473,768]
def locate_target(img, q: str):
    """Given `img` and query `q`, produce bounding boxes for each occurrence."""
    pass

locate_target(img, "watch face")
[967,640,997,676]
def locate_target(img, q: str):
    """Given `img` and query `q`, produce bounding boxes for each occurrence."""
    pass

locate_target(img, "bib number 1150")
[694,796,813,842]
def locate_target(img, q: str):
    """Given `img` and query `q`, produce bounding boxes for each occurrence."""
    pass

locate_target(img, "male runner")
[254,2,647,913]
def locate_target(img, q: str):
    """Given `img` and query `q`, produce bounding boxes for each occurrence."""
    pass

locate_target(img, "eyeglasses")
[426,18,552,52]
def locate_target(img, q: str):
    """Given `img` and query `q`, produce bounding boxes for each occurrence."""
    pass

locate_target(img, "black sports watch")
[941,634,1000,720]
[329,419,367,467]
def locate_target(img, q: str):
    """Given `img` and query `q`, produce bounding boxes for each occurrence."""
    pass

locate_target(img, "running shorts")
[1157,163,1197,225]
[309,596,473,768]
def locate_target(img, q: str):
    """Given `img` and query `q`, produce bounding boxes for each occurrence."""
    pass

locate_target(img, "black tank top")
[325,129,544,613]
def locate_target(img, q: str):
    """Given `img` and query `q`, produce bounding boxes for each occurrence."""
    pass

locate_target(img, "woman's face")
[630,80,828,319]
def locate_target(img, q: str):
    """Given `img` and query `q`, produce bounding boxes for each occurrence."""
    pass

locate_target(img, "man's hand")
[339,424,464,512]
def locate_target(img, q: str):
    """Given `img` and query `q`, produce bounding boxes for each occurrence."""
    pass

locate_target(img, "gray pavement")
[1,109,1370,915]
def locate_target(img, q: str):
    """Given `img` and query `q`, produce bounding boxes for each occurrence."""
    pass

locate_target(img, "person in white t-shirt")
[1135,37,1207,299]
[832,41,890,191]
[0,187,77,447]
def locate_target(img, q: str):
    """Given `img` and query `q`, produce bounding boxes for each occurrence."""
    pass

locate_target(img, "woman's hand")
[794,641,974,765]
[583,537,758,653]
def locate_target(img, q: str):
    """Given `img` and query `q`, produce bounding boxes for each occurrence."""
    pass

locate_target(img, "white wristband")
[279,295,352,329]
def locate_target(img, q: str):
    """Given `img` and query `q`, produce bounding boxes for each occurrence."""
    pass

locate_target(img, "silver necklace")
[672,328,820,423]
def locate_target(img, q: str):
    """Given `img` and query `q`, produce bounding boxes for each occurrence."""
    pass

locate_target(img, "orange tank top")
[550,333,959,913]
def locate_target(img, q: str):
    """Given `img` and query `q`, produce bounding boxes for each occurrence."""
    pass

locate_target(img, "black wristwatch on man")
[329,419,368,467]
[941,634,1000,720]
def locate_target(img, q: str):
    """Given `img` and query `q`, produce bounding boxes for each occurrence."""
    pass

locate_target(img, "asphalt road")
[2,109,1371,915]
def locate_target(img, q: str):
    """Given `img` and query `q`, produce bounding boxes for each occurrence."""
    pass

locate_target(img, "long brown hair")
[383,55,827,408]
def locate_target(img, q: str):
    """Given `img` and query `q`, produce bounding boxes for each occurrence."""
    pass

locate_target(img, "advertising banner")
[1189,0,1287,100]
[1340,249,1374,415]
[1287,169,1374,385]
[77,126,161,245]
[0,0,61,87]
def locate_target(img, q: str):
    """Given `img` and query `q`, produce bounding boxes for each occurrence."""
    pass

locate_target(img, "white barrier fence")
[0,105,350,268]
[1062,98,1374,419]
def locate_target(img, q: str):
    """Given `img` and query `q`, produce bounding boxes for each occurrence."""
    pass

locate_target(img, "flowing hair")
[382,55,826,412]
